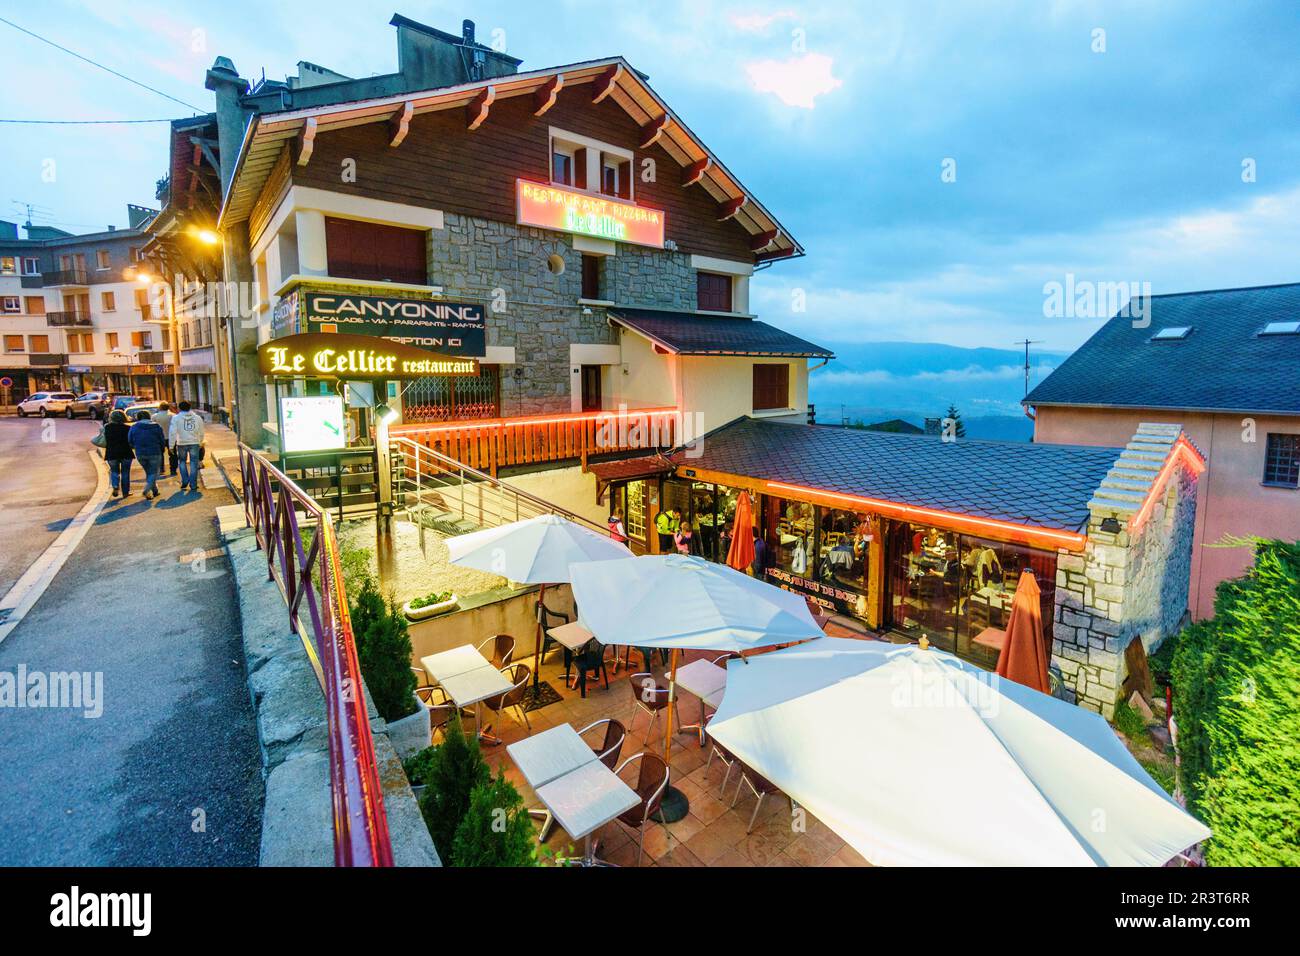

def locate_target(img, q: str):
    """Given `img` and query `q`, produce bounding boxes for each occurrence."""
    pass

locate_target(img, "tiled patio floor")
[471,640,873,867]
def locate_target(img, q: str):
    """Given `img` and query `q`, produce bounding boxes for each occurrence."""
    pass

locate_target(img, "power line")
[0,118,175,124]
[0,15,204,114]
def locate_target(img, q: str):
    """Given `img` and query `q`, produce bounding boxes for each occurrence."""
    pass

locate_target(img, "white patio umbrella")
[707,637,1211,867]
[569,553,825,756]
[446,514,632,689]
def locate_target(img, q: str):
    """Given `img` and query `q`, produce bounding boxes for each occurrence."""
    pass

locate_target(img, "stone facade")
[1051,423,1200,717]
[428,212,698,417]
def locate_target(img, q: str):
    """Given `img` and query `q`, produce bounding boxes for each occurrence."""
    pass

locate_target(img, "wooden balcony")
[391,406,680,476]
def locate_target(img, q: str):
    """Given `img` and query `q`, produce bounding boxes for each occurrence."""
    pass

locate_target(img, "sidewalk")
[0,428,263,865]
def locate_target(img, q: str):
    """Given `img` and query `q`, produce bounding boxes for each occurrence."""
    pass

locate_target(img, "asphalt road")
[0,416,100,597]
[0,418,263,865]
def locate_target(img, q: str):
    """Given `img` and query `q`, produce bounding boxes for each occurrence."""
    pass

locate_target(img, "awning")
[588,453,676,502]
[609,308,834,358]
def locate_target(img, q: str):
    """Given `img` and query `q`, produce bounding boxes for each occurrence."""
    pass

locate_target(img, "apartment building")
[0,207,170,402]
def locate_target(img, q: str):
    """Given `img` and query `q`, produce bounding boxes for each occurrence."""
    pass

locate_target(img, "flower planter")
[389,692,433,761]
[403,594,459,621]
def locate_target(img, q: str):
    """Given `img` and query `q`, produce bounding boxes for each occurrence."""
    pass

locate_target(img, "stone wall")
[429,212,698,417]
[1050,424,1200,717]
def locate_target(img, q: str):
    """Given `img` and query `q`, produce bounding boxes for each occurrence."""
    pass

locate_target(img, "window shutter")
[574,148,588,190]
[617,160,632,199]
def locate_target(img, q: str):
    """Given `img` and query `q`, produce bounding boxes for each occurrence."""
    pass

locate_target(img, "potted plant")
[417,714,490,862]
[403,589,459,621]
[402,745,439,803]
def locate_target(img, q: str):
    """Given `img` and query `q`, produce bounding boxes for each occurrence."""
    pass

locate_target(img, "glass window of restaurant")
[758,496,874,618]
[886,520,1057,667]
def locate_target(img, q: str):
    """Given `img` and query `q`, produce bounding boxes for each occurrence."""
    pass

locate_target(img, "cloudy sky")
[3,0,1298,356]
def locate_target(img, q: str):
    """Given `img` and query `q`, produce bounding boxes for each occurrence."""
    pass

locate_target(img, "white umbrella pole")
[663,647,679,760]
[532,582,546,692]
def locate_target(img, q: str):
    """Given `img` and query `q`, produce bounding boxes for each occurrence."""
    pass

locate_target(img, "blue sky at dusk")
[3,0,1298,375]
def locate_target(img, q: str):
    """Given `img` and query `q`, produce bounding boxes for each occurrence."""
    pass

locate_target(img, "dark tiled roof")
[1026,283,1300,415]
[679,418,1123,532]
[609,307,834,358]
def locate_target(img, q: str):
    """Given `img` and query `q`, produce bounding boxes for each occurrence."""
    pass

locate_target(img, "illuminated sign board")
[302,292,485,357]
[258,333,479,380]
[516,179,665,248]
[280,395,346,453]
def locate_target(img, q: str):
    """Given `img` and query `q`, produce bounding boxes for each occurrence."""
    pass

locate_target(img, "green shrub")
[408,590,453,610]
[403,746,439,788]
[417,714,490,862]
[1171,539,1300,866]
[1148,632,1178,693]
[1113,700,1148,740]
[450,770,537,867]
[351,577,417,722]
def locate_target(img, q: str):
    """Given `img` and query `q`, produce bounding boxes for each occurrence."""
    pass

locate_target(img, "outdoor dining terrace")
[422,638,872,867]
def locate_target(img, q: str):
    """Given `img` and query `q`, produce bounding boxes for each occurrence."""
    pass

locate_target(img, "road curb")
[0,449,111,645]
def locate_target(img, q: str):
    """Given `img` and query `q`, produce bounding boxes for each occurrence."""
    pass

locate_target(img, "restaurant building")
[202,14,1204,714]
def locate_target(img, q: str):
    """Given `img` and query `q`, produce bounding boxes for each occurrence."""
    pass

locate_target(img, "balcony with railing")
[43,268,91,287]
[391,406,681,476]
[46,310,93,327]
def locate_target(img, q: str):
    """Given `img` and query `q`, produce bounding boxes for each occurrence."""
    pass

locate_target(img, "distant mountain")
[808,341,1066,442]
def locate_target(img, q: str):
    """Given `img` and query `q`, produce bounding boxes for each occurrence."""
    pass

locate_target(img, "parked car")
[66,391,112,420]
[123,401,167,421]
[16,391,78,418]
[111,395,142,412]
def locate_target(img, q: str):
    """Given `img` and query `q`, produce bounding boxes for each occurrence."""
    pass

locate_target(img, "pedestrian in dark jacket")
[129,410,167,499]
[103,410,134,498]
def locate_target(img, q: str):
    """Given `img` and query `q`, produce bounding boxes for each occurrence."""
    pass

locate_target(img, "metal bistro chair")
[477,633,516,669]
[411,667,458,745]
[732,761,797,834]
[702,716,744,800]
[614,752,671,866]
[478,663,532,745]
[627,672,680,745]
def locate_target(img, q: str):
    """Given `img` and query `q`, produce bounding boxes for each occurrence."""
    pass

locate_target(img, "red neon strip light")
[1128,436,1206,533]
[765,481,1089,549]
[393,406,680,435]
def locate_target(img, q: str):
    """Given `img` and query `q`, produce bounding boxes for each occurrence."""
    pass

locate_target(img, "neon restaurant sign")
[258,333,478,379]
[516,179,665,248]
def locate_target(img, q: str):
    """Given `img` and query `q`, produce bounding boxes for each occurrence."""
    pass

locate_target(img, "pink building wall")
[1033,406,1300,620]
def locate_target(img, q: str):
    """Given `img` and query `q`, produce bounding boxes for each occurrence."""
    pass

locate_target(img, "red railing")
[392,405,680,475]
[239,444,394,867]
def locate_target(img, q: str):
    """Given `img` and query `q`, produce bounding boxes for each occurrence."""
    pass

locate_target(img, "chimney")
[390,14,521,90]
[462,19,475,45]
[205,56,251,196]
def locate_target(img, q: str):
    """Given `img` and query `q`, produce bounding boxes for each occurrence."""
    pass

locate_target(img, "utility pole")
[1015,339,1043,397]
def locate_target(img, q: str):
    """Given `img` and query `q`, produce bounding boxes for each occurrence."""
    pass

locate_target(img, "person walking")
[152,403,176,478]
[103,410,134,499]
[169,400,206,493]
[607,510,629,545]
[129,410,167,500]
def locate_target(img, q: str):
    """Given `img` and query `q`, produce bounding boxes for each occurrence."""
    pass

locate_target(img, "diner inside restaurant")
[597,477,1057,670]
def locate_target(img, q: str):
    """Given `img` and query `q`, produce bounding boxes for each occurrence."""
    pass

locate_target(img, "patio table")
[422,644,492,683]
[437,664,513,741]
[674,658,728,745]
[535,759,640,866]
[507,724,595,789]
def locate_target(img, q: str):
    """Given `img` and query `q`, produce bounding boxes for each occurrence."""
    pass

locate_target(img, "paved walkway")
[0,424,263,865]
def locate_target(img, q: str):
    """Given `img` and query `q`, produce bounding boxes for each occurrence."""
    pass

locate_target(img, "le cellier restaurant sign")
[258,333,478,379]
[274,290,487,357]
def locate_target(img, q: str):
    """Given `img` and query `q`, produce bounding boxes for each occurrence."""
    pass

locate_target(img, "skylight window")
[1151,327,1192,341]
[1260,321,1300,336]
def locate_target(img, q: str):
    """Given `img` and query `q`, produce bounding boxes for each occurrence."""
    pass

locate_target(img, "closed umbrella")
[569,553,824,760]
[446,514,631,691]
[996,570,1050,693]
[708,638,1211,866]
[724,491,755,572]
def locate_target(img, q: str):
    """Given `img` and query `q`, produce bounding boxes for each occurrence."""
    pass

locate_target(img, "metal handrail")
[238,443,394,867]
[392,436,609,535]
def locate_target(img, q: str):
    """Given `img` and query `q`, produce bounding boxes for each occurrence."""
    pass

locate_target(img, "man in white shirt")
[152,403,176,477]
[169,401,206,493]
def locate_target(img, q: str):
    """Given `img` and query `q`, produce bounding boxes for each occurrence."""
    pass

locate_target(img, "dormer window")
[1260,321,1300,336]
[1151,326,1192,341]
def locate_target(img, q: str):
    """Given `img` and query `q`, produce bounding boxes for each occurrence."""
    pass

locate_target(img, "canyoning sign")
[286,291,487,357]
[516,179,666,248]
[258,333,479,380]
